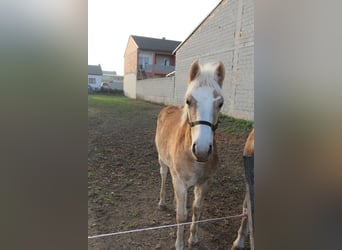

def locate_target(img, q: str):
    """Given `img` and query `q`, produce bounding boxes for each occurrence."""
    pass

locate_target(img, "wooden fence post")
[243,155,254,250]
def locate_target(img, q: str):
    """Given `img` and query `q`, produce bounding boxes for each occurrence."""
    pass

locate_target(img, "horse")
[155,60,225,250]
[231,128,254,250]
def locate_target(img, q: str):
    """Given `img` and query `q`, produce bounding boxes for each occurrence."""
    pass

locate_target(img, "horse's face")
[185,61,225,162]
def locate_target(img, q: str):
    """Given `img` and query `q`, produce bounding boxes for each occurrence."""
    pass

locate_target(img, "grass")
[104,191,121,205]
[88,93,253,136]
[218,113,253,136]
[88,170,93,178]
[88,94,160,114]
[88,94,137,108]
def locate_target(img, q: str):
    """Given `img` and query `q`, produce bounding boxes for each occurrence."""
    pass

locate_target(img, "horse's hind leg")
[231,194,248,250]
[158,158,168,210]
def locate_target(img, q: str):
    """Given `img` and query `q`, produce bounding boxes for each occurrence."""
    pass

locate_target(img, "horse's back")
[155,106,183,162]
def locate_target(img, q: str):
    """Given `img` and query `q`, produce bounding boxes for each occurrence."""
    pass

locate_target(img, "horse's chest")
[184,163,213,187]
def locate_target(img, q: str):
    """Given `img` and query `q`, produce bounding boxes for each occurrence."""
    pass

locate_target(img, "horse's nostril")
[208,145,212,155]
[192,143,196,155]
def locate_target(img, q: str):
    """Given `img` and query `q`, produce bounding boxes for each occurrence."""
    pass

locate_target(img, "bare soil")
[88,94,251,250]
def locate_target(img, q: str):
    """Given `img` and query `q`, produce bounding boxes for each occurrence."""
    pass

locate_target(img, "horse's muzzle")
[192,143,212,162]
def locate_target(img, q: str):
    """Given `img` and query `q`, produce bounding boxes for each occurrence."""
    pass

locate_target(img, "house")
[173,0,254,121]
[102,70,117,83]
[124,35,181,80]
[102,70,123,91]
[88,64,103,90]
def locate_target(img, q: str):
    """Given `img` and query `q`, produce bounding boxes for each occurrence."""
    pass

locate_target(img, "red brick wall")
[124,37,138,75]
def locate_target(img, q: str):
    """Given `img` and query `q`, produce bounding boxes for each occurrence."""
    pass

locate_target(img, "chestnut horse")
[231,128,254,250]
[155,61,225,249]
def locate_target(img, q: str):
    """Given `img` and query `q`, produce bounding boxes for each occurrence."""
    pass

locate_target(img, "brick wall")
[123,0,254,121]
[124,37,138,75]
[175,0,254,121]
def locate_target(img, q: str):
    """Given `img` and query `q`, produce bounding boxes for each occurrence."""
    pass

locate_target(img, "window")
[164,58,170,66]
[138,56,150,69]
[88,78,96,84]
[156,56,170,66]
[138,52,152,69]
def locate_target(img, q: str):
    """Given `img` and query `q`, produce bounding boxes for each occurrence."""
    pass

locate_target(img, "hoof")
[158,204,167,211]
[231,245,244,250]
[189,242,200,249]
[188,236,199,248]
[231,239,244,250]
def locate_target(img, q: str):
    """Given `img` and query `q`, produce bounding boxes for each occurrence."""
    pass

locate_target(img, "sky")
[88,0,221,75]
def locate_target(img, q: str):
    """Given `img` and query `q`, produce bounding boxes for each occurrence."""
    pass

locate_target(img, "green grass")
[218,113,253,136]
[88,94,159,115]
[88,94,166,125]
[88,94,136,108]
[103,191,121,205]
[88,170,93,178]
[88,94,253,136]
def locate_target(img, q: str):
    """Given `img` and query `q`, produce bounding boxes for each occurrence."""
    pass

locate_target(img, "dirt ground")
[88,94,251,250]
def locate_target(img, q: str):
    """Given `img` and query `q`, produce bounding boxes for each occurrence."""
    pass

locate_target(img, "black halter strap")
[188,120,218,132]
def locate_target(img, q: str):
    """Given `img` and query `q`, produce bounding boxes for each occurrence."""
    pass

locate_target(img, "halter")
[188,120,218,132]
[187,111,219,132]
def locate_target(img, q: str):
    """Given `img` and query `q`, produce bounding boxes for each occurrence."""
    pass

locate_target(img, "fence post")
[243,155,254,250]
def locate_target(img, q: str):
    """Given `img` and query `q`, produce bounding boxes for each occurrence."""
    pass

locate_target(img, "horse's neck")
[176,120,192,151]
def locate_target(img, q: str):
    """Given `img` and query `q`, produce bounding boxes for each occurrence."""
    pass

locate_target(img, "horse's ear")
[188,60,201,84]
[215,61,225,87]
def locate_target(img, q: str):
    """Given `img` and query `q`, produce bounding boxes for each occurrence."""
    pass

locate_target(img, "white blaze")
[191,86,214,156]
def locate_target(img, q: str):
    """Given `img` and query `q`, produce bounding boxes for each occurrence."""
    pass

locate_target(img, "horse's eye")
[219,101,224,108]
[186,98,191,105]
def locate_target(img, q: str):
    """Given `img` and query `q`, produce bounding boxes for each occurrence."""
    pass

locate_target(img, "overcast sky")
[88,0,221,75]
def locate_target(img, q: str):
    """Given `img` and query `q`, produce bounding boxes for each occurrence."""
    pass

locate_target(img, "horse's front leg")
[158,158,169,209]
[173,177,187,250]
[231,194,248,250]
[188,181,210,247]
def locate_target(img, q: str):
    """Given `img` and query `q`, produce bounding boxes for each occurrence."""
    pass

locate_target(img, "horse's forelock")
[189,67,223,92]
